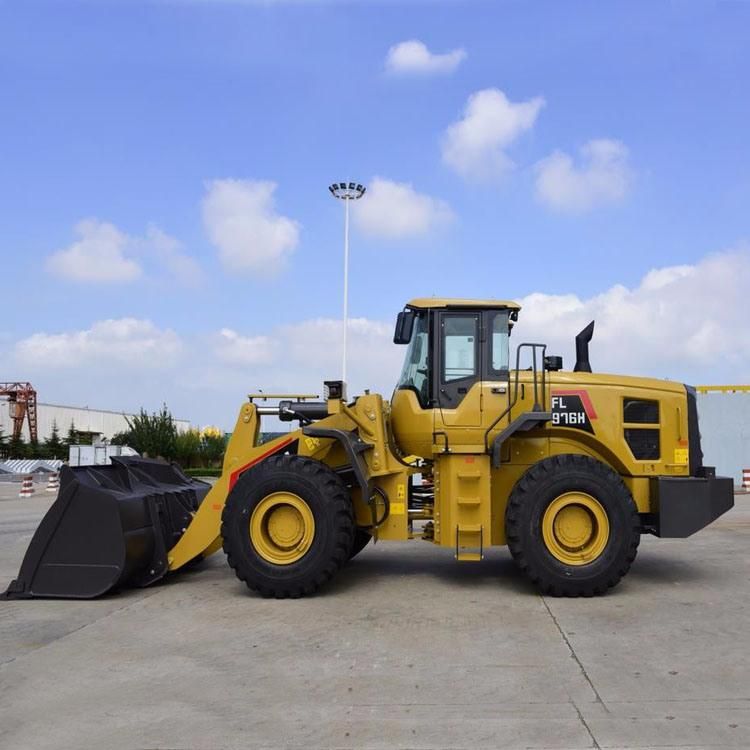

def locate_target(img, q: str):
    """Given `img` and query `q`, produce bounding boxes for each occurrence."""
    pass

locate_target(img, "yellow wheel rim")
[542,492,610,566]
[250,492,315,565]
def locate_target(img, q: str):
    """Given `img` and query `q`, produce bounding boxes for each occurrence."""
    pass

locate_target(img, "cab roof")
[406,297,522,311]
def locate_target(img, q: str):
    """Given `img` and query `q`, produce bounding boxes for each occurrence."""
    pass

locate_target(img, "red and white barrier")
[743,468,750,491]
[46,473,60,493]
[19,475,34,498]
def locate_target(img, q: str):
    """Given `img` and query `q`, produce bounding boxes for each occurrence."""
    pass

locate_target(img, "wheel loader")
[3,298,734,600]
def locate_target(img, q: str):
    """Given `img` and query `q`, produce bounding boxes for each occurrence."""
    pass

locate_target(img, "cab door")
[435,311,482,428]
[480,309,511,438]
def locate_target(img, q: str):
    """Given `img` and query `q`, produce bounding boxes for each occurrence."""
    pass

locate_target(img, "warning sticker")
[390,502,406,515]
[674,448,689,465]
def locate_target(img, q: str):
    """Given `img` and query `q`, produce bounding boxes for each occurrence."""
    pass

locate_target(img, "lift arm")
[167,403,301,571]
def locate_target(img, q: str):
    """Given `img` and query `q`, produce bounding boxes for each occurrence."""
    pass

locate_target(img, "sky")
[1,0,749,429]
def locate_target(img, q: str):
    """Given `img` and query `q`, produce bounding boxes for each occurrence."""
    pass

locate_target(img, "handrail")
[483,342,547,453]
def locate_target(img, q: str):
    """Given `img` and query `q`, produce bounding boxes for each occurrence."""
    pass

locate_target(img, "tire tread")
[505,454,640,597]
[221,454,354,598]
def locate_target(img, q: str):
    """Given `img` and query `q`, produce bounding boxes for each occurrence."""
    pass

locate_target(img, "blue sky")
[2,0,749,428]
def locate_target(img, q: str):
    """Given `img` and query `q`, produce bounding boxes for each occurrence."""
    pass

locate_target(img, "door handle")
[491,387,506,394]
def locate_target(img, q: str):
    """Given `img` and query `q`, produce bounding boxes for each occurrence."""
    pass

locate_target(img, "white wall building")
[696,387,750,484]
[0,402,191,442]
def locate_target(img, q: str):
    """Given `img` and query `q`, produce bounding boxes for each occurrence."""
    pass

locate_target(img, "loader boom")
[168,402,277,570]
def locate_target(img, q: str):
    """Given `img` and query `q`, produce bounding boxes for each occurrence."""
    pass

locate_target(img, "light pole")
[328,181,366,386]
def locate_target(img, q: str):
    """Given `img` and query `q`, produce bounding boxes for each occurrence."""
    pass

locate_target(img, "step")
[455,523,484,562]
[456,471,482,480]
[456,551,482,562]
[456,495,481,506]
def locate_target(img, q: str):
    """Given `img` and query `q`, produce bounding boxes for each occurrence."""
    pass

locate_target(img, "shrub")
[184,467,222,478]
[125,405,177,459]
[175,428,202,468]
[200,426,226,467]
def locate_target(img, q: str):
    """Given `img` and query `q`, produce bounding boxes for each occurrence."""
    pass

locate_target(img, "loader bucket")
[2,456,210,600]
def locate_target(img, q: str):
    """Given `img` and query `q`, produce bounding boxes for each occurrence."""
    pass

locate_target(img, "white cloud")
[283,317,393,365]
[214,328,277,366]
[143,225,203,286]
[176,316,401,426]
[14,318,182,369]
[442,88,545,180]
[535,139,633,213]
[45,219,202,285]
[279,316,402,397]
[385,40,466,75]
[202,179,300,276]
[46,219,142,283]
[513,248,750,383]
[353,177,453,239]
[15,248,750,429]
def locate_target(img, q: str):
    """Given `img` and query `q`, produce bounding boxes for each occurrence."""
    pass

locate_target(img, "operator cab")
[391,298,522,457]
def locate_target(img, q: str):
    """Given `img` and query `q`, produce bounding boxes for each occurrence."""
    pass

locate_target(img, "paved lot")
[0,479,749,750]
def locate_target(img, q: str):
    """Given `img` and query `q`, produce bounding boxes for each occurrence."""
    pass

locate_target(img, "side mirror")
[393,311,415,344]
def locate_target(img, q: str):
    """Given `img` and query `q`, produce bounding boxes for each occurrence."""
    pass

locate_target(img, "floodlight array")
[329,182,366,200]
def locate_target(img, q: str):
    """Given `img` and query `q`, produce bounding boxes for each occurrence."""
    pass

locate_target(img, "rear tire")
[505,454,640,597]
[221,455,354,598]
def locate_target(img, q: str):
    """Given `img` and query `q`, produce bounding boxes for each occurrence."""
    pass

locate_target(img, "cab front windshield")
[395,312,429,406]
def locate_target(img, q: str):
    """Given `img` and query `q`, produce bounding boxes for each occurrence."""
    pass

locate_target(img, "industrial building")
[0,402,191,443]
[696,386,750,485]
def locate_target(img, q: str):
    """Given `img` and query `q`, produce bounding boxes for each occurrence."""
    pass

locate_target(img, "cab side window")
[442,315,478,382]
[491,312,510,373]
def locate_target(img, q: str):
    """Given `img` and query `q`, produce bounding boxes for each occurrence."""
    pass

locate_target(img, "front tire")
[349,529,372,560]
[505,454,640,596]
[221,454,354,598]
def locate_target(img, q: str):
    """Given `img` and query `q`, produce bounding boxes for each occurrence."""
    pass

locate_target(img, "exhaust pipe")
[574,321,595,373]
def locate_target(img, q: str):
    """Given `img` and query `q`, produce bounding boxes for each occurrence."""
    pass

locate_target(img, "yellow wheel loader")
[3,298,734,600]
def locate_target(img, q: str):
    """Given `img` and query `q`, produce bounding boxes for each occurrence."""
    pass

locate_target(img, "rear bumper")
[649,474,734,538]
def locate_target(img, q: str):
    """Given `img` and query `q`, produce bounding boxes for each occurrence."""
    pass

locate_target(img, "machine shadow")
[154,542,719,604]
[627,547,720,585]
[328,545,716,599]
[315,546,534,596]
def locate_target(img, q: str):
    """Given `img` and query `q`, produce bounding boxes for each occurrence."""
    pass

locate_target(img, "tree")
[125,405,177,459]
[27,437,44,459]
[8,434,27,459]
[174,428,201,468]
[110,429,134,446]
[200,426,226,467]
[65,421,79,447]
[43,420,65,459]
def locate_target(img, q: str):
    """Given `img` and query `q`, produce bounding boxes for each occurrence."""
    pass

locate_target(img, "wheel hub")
[266,505,305,548]
[542,491,610,566]
[250,492,315,565]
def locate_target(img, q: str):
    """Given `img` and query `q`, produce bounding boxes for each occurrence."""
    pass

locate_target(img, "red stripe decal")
[228,437,295,492]
[551,389,598,420]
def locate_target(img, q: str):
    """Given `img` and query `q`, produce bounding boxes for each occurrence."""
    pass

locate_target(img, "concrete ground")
[0,480,748,750]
